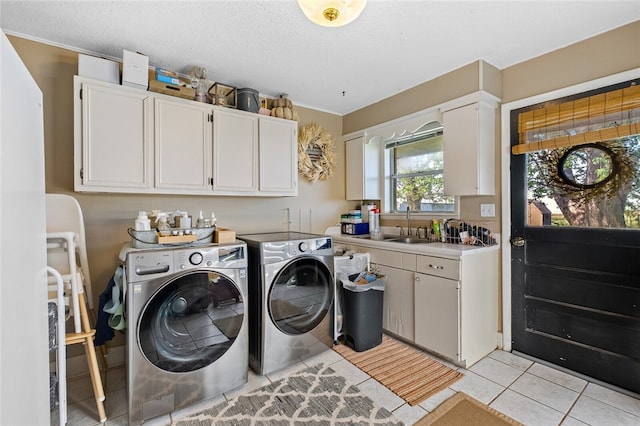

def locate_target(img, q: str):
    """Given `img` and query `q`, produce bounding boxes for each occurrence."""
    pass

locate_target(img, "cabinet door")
[76,81,151,191]
[154,98,212,191]
[414,273,460,361]
[212,109,258,192]
[375,264,414,341]
[345,136,380,200]
[259,117,297,195]
[442,102,495,195]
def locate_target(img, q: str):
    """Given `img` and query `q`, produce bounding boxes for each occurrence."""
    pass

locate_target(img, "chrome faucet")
[396,225,404,235]
[406,207,412,236]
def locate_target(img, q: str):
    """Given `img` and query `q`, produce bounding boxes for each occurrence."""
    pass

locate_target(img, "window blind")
[512,83,640,155]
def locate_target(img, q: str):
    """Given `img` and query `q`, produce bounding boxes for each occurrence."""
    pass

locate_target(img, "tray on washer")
[128,228,214,248]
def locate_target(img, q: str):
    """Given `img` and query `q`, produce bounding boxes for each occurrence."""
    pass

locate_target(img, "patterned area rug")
[172,364,402,425]
[334,335,463,406]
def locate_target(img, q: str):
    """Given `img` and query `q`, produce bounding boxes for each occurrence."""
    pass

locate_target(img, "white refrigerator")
[0,30,49,424]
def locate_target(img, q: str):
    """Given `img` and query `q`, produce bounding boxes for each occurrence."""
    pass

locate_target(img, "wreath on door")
[298,123,336,182]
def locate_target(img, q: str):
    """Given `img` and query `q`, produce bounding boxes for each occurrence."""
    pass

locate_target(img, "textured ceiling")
[1,1,639,115]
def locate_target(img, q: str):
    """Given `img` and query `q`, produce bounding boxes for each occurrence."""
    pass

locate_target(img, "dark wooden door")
[510,89,640,394]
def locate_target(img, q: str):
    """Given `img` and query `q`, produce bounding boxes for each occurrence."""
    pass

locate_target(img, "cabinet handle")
[429,264,444,270]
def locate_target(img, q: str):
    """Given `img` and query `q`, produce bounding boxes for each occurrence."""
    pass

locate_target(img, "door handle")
[511,236,525,247]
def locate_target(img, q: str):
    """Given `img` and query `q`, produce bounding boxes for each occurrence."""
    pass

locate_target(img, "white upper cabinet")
[74,76,298,196]
[154,98,212,191]
[441,92,500,196]
[212,108,258,193]
[74,77,151,191]
[345,134,380,201]
[258,116,298,195]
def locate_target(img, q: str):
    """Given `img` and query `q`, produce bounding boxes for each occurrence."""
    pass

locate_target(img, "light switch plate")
[480,203,495,217]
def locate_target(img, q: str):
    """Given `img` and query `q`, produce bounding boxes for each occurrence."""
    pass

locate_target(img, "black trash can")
[341,273,386,352]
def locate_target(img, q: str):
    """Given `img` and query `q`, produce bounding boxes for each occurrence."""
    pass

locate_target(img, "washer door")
[138,271,244,373]
[268,257,333,335]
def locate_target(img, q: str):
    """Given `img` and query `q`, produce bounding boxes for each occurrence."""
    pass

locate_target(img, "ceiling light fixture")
[297,0,367,27]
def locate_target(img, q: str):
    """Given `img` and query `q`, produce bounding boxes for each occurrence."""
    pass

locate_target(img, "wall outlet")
[480,203,495,217]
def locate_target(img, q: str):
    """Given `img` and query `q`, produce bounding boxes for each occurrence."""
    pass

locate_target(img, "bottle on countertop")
[134,211,151,231]
[210,212,217,229]
[369,208,383,240]
[180,212,191,229]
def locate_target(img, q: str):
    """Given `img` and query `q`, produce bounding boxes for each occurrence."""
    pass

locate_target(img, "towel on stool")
[94,265,124,345]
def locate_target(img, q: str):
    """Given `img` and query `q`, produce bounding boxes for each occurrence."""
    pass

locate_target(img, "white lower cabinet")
[414,251,498,367]
[339,239,498,368]
[376,264,414,342]
[414,272,460,362]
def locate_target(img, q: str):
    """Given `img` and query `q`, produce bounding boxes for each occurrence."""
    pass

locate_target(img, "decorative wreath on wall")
[298,123,336,182]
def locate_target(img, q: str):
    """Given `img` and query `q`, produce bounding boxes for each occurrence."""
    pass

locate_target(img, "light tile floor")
[58,346,640,426]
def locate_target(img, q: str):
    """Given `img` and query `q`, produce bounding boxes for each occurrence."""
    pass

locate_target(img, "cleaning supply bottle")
[196,211,205,228]
[369,208,382,240]
[210,212,217,229]
[180,212,191,229]
[134,211,151,231]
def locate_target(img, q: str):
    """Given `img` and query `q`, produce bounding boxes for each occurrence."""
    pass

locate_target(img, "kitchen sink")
[345,234,437,244]
[384,237,434,244]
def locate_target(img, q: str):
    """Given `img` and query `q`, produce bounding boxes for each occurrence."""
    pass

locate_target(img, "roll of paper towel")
[361,204,375,222]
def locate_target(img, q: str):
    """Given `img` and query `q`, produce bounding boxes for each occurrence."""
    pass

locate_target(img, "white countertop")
[327,227,500,259]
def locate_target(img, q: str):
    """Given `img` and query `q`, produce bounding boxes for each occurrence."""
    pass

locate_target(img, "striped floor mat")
[334,335,463,406]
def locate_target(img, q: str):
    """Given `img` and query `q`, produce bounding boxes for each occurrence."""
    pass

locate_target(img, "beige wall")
[8,20,639,351]
[8,35,352,350]
[502,21,640,104]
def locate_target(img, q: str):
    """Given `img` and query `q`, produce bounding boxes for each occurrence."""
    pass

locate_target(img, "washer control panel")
[126,243,247,282]
[176,248,218,270]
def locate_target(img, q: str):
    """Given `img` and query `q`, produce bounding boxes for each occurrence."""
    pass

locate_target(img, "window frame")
[383,139,459,219]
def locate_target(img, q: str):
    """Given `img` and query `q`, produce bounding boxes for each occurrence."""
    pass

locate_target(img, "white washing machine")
[238,232,334,375]
[125,243,248,424]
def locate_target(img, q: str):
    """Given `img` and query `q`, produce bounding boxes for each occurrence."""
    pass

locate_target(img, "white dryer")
[238,232,334,375]
[125,243,248,425]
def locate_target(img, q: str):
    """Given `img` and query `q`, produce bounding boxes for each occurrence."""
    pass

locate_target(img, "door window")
[514,81,640,228]
[138,271,243,372]
[269,257,333,335]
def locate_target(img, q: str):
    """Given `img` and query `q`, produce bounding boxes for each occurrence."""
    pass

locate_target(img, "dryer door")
[268,257,333,335]
[138,270,244,372]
